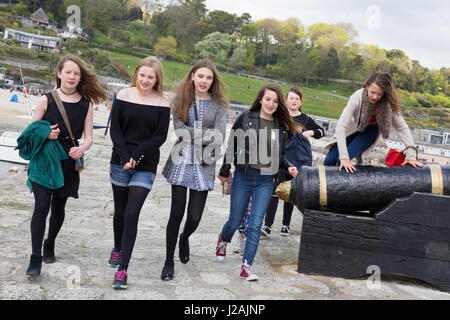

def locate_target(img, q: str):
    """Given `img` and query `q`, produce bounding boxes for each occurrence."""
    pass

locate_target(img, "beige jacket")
[324,89,417,162]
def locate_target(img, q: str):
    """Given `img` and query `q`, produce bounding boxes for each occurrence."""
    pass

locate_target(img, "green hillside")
[110,52,348,119]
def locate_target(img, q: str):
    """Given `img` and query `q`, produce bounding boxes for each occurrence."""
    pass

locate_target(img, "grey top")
[163,97,228,186]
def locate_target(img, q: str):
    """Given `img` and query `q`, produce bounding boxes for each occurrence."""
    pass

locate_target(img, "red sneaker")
[216,233,227,261]
[240,261,258,281]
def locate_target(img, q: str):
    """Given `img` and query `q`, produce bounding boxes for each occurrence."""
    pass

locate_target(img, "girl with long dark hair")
[262,86,324,237]
[324,72,423,172]
[215,83,298,281]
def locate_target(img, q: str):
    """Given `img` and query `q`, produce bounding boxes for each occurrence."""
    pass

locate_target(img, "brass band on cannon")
[277,165,450,292]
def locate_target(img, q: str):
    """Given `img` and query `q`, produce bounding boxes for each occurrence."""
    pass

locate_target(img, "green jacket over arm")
[15,120,68,192]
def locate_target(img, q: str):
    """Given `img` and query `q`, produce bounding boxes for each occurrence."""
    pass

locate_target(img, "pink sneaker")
[240,261,258,281]
[216,233,227,261]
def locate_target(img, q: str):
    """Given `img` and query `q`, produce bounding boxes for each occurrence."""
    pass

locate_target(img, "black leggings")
[112,184,150,271]
[264,171,294,228]
[164,185,208,265]
[30,181,68,256]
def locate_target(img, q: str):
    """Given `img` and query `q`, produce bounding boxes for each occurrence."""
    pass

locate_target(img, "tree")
[194,32,232,64]
[245,50,255,69]
[198,10,237,35]
[15,1,28,16]
[308,23,350,51]
[318,47,340,78]
[255,18,281,55]
[128,6,143,21]
[154,35,177,58]
[229,47,247,68]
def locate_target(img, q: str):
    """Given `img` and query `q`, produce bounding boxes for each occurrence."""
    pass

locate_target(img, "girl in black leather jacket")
[215,83,298,280]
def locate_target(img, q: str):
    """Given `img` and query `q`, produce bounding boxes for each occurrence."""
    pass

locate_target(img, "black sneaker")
[113,270,128,290]
[43,239,56,264]
[280,225,290,236]
[260,225,271,237]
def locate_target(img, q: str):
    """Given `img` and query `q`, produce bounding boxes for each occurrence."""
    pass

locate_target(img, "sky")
[205,0,450,70]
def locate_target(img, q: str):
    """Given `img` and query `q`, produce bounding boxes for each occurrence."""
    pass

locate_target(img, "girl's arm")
[69,102,93,160]
[32,95,60,140]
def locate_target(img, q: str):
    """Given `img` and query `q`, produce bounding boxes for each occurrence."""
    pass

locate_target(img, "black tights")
[112,184,150,271]
[164,185,208,266]
[30,181,68,256]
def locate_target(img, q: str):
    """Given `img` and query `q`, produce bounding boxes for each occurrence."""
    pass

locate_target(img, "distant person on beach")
[108,57,171,290]
[216,83,298,281]
[24,54,106,277]
[261,86,324,238]
[161,59,228,281]
[323,72,423,172]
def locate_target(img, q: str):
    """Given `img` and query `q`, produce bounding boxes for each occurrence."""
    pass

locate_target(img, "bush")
[424,93,450,108]
[414,93,433,108]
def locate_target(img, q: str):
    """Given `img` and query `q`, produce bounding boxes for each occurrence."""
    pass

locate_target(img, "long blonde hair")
[173,59,229,124]
[130,56,164,95]
[56,54,107,104]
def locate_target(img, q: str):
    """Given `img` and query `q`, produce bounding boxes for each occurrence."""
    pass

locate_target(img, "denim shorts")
[110,164,156,190]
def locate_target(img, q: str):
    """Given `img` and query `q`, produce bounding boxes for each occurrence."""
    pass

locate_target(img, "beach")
[0,88,449,301]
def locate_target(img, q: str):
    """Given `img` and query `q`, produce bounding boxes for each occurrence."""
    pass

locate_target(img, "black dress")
[43,92,90,198]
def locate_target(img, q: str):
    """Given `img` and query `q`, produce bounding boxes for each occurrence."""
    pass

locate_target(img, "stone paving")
[0,112,449,300]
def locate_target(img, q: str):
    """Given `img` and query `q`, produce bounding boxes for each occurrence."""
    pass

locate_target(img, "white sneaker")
[233,236,245,254]
[240,261,258,281]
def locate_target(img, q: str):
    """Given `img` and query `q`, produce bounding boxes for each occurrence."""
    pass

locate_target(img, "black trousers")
[264,170,295,228]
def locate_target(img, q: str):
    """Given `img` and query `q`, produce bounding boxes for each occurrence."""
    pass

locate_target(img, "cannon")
[276,165,450,292]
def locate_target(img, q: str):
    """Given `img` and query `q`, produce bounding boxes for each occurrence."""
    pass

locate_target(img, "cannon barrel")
[277,165,450,214]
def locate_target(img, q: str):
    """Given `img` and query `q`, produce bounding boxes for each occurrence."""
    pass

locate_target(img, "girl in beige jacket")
[323,72,423,173]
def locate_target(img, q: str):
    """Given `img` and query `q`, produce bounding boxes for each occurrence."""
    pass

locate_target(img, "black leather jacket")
[219,110,293,177]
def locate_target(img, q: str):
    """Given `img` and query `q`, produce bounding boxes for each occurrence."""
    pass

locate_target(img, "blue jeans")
[220,168,273,265]
[324,124,379,166]
[110,164,156,190]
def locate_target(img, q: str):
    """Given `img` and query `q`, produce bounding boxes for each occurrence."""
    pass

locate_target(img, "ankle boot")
[179,234,190,264]
[26,255,42,277]
[43,239,56,263]
[161,262,174,281]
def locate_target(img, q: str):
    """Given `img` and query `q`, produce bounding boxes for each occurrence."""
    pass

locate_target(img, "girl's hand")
[47,124,60,140]
[68,146,84,160]
[130,158,136,169]
[302,130,314,138]
[288,167,298,178]
[402,159,424,168]
[123,158,137,170]
[218,175,228,185]
[339,158,356,173]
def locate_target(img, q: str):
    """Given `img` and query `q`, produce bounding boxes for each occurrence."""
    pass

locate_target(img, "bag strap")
[401,145,419,159]
[51,89,77,146]
[193,99,199,122]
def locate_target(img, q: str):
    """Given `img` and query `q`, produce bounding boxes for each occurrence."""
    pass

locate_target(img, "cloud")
[205,0,450,69]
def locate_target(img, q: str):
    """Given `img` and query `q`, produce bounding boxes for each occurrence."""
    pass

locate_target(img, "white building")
[4,28,61,52]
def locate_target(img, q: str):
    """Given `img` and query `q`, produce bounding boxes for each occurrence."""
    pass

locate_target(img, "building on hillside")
[3,28,61,52]
[30,8,49,27]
